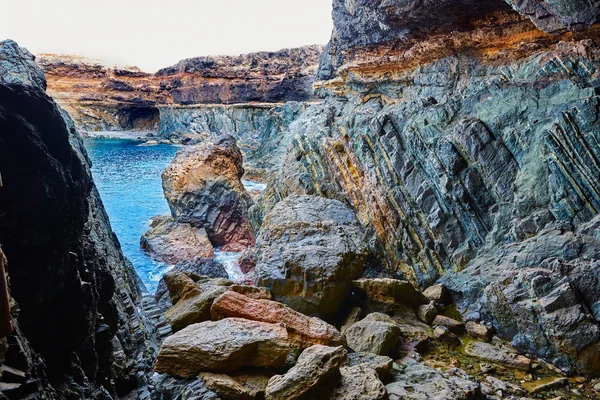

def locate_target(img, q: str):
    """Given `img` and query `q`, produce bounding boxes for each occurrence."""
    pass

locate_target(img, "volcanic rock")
[162,135,255,251]
[210,291,344,348]
[255,195,368,319]
[265,345,347,400]
[155,318,290,378]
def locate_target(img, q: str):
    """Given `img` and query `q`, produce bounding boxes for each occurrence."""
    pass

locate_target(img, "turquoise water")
[84,139,179,292]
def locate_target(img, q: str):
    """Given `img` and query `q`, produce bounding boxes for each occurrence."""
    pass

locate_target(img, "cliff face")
[37,46,323,146]
[0,40,155,399]
[254,1,600,376]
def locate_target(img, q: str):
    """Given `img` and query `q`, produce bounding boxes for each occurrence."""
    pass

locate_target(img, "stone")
[353,278,429,309]
[162,135,255,251]
[330,365,387,400]
[210,291,345,348]
[433,326,460,346]
[199,372,271,400]
[417,303,438,325]
[164,274,232,332]
[155,318,290,378]
[340,307,362,335]
[255,195,368,319]
[432,315,465,335]
[423,284,451,305]
[397,323,432,354]
[141,216,214,264]
[485,376,526,396]
[465,321,492,342]
[346,352,393,377]
[463,342,531,371]
[265,345,347,400]
[345,314,401,356]
[386,360,473,400]
[521,377,568,394]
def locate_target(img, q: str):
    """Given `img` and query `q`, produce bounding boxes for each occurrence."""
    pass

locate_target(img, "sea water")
[84,138,260,292]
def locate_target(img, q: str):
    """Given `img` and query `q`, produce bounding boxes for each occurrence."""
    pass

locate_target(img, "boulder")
[199,371,271,400]
[163,273,232,331]
[255,195,368,319]
[386,360,473,400]
[265,345,347,400]
[433,326,460,346]
[352,278,429,317]
[211,291,344,348]
[432,315,465,335]
[162,135,255,251]
[463,341,531,371]
[345,313,401,356]
[465,321,492,342]
[155,318,290,378]
[417,303,437,325]
[346,352,393,377]
[330,365,387,400]
[423,284,451,305]
[141,216,214,264]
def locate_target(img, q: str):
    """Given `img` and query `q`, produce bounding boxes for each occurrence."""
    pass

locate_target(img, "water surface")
[85,138,179,292]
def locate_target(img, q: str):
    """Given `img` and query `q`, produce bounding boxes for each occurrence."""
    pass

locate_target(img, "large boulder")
[141,215,214,264]
[155,318,290,378]
[211,291,344,348]
[330,365,387,400]
[345,313,401,356]
[255,195,369,319]
[162,135,255,251]
[265,345,347,400]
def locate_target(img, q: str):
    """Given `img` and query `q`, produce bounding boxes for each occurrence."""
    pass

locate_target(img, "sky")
[0,0,333,72]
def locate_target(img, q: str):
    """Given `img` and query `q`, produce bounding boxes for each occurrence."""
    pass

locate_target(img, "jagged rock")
[386,360,474,400]
[340,307,362,335]
[353,278,429,310]
[255,195,368,319]
[485,376,526,396]
[150,374,219,400]
[417,303,438,325]
[0,40,154,397]
[211,291,344,348]
[162,135,255,251]
[465,321,492,342]
[330,365,387,400]
[433,326,460,346]
[423,284,451,305]
[265,345,347,400]
[199,371,271,400]
[155,318,290,378]
[432,316,465,335]
[346,352,393,377]
[506,0,600,33]
[463,342,531,371]
[163,273,232,332]
[141,215,214,264]
[345,313,401,356]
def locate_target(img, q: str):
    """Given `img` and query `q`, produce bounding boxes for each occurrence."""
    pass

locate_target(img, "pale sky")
[0,0,333,72]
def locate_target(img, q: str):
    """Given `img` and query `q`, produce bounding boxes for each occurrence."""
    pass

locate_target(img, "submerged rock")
[141,215,214,264]
[155,318,290,378]
[255,195,369,319]
[162,135,255,251]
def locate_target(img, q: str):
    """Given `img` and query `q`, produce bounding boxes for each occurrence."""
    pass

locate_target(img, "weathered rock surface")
[353,278,429,310]
[163,273,232,332]
[155,318,290,378]
[463,341,531,371]
[330,365,387,400]
[345,313,401,356]
[141,215,214,264]
[199,371,271,400]
[265,345,347,400]
[346,352,393,377]
[211,290,344,348]
[255,195,368,319]
[162,135,255,251]
[0,39,156,398]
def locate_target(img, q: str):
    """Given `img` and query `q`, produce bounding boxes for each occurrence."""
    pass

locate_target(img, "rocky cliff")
[253,0,600,377]
[0,40,158,399]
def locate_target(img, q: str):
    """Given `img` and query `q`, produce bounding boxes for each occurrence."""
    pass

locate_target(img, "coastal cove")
[84,137,262,291]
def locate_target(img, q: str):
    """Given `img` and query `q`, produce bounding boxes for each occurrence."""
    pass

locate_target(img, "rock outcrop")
[161,135,255,252]
[0,40,156,398]
[250,0,600,379]
[254,195,369,319]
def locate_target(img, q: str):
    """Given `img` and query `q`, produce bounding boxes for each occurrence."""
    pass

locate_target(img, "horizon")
[1,0,333,72]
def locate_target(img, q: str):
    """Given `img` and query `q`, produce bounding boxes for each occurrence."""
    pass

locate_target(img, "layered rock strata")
[252,0,600,378]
